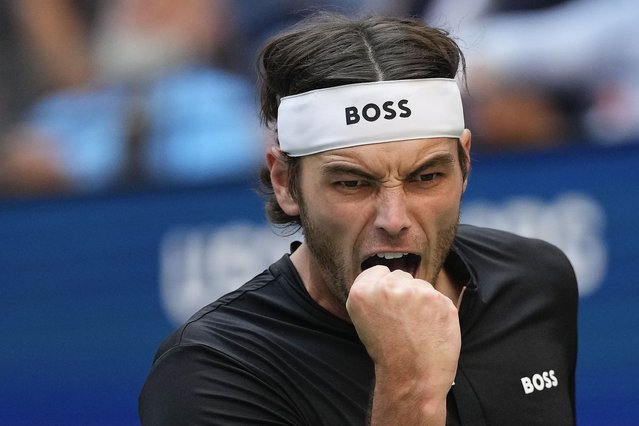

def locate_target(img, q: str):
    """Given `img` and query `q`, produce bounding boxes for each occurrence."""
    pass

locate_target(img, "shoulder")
[154,261,286,358]
[456,224,556,250]
[140,257,308,424]
[139,342,303,425]
[455,224,578,299]
[456,224,573,272]
[150,253,343,369]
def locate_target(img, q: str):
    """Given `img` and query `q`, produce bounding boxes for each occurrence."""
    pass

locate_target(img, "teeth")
[376,252,408,259]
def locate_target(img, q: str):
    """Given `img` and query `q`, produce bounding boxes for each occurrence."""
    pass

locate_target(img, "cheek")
[440,193,462,220]
[415,192,462,229]
[303,182,369,228]
[311,200,362,234]
[303,195,368,248]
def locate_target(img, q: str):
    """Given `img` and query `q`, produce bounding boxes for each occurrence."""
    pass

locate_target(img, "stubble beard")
[430,220,459,285]
[299,201,351,305]
[298,198,461,307]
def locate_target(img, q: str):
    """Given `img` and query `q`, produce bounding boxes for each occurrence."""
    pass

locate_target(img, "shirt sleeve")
[138,344,303,425]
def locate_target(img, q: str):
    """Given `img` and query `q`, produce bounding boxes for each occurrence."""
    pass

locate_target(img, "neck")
[289,243,351,321]
[435,266,463,307]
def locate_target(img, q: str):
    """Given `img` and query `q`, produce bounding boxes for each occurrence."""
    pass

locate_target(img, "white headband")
[277,78,464,157]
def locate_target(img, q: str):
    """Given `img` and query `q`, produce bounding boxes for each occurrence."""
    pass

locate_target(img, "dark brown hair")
[258,13,467,229]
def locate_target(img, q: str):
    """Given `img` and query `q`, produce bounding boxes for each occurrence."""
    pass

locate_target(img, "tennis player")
[140,13,578,425]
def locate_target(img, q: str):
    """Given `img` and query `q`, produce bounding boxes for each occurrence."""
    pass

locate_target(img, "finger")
[353,265,391,285]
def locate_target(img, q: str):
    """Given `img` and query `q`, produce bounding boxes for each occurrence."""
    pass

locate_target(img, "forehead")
[304,137,459,171]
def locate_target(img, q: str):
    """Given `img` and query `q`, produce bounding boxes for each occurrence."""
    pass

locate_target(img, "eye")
[338,180,364,188]
[413,173,442,182]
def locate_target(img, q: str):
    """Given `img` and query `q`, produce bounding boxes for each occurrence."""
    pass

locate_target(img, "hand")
[346,265,461,423]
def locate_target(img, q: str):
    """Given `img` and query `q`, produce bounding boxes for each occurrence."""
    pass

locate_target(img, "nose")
[373,187,411,236]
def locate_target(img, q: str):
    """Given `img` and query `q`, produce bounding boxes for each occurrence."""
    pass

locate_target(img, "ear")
[267,146,301,216]
[460,129,472,192]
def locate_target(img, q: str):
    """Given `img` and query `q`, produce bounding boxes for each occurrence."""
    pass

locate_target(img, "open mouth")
[361,253,421,277]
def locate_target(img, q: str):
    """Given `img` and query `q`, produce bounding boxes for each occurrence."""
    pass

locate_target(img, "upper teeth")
[376,252,408,259]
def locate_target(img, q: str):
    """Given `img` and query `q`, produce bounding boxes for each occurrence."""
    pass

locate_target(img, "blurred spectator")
[0,126,71,196]
[459,0,639,148]
[0,0,98,197]
[1,0,264,197]
[0,1,94,130]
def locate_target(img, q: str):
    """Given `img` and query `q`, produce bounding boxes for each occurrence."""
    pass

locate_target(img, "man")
[139,13,578,425]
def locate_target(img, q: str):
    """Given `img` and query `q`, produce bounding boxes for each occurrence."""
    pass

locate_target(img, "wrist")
[370,366,449,425]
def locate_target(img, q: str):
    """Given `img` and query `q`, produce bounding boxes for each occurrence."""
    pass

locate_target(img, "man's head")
[258,13,470,311]
[259,13,467,228]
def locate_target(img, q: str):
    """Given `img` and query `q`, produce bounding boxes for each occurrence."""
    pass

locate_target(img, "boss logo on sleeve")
[345,100,412,125]
[520,370,559,394]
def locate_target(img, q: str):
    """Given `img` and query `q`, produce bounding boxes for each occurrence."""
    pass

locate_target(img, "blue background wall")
[1,144,638,425]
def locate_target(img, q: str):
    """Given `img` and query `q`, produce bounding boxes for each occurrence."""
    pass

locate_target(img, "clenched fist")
[346,265,461,425]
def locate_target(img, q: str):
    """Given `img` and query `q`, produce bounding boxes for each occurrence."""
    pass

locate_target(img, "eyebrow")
[319,163,379,181]
[406,153,456,180]
[319,152,457,181]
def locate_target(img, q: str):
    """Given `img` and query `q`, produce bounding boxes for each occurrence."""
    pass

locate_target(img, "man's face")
[294,136,470,305]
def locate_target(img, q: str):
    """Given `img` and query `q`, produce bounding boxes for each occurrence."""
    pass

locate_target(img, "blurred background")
[1,0,637,424]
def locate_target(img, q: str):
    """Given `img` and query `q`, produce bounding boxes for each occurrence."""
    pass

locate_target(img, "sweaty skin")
[268,131,471,425]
